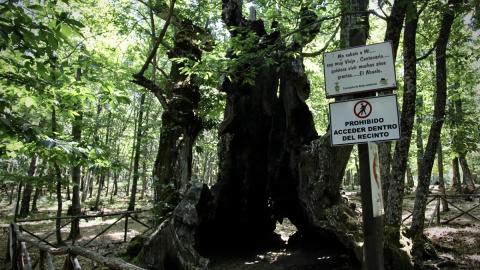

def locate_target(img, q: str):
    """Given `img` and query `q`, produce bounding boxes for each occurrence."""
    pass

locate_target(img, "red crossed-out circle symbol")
[353,100,372,118]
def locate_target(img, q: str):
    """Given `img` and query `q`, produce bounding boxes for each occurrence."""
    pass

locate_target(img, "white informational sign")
[368,142,384,217]
[323,41,397,98]
[329,95,400,146]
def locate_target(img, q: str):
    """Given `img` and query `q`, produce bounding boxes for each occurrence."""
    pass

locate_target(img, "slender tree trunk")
[92,175,104,211]
[66,173,71,200]
[140,161,147,200]
[104,112,112,198]
[69,148,82,240]
[31,187,40,213]
[385,1,418,228]
[128,93,146,211]
[52,106,66,246]
[406,165,414,189]
[19,156,39,218]
[126,109,137,197]
[437,143,449,211]
[105,171,110,197]
[88,173,94,198]
[80,168,85,199]
[345,170,351,187]
[68,64,83,241]
[416,95,424,175]
[9,184,14,205]
[54,163,65,245]
[452,157,462,192]
[31,160,47,212]
[81,170,91,202]
[201,151,210,183]
[379,0,410,212]
[113,171,118,196]
[459,152,475,194]
[411,0,461,240]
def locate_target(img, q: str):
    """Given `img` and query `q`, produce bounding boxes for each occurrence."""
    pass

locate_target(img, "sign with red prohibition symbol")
[329,95,401,146]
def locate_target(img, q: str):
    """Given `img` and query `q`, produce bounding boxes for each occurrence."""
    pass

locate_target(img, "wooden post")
[124,214,129,242]
[429,197,440,226]
[359,143,385,270]
[350,28,384,270]
[11,223,19,270]
[21,242,33,270]
[70,254,82,270]
[18,242,24,270]
[40,250,46,270]
[436,196,441,224]
[45,252,55,270]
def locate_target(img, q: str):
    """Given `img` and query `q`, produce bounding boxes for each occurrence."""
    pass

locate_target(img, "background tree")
[411,0,463,253]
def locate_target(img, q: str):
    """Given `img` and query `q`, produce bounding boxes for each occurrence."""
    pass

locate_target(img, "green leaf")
[64,18,85,28]
[115,95,131,104]
[36,62,49,79]
[86,94,96,102]
[109,100,117,109]
[60,24,73,37]
[22,96,38,108]
[11,32,21,45]
[37,139,56,149]
[27,5,45,12]
[47,32,58,50]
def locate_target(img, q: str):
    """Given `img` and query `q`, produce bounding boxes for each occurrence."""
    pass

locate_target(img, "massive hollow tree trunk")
[206,0,360,251]
[134,1,362,268]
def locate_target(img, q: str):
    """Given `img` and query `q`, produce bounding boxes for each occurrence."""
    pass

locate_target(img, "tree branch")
[377,0,389,18]
[303,21,341,57]
[156,66,171,81]
[136,0,176,77]
[416,42,437,62]
[161,40,174,52]
[131,75,169,110]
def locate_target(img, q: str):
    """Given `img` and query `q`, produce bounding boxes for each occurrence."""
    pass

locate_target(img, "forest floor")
[0,185,479,270]
[399,186,480,269]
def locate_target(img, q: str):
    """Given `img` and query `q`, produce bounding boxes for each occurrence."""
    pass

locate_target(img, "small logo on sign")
[335,82,340,92]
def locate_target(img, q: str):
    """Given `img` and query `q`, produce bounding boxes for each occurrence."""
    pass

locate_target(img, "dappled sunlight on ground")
[0,195,152,270]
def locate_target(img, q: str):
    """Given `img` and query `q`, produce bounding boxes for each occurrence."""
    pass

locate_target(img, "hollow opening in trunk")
[274,218,298,244]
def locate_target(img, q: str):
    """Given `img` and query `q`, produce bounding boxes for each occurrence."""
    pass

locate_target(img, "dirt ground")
[0,186,479,270]
[402,187,480,269]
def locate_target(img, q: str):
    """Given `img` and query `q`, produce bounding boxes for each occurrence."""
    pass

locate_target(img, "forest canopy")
[1,0,480,268]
